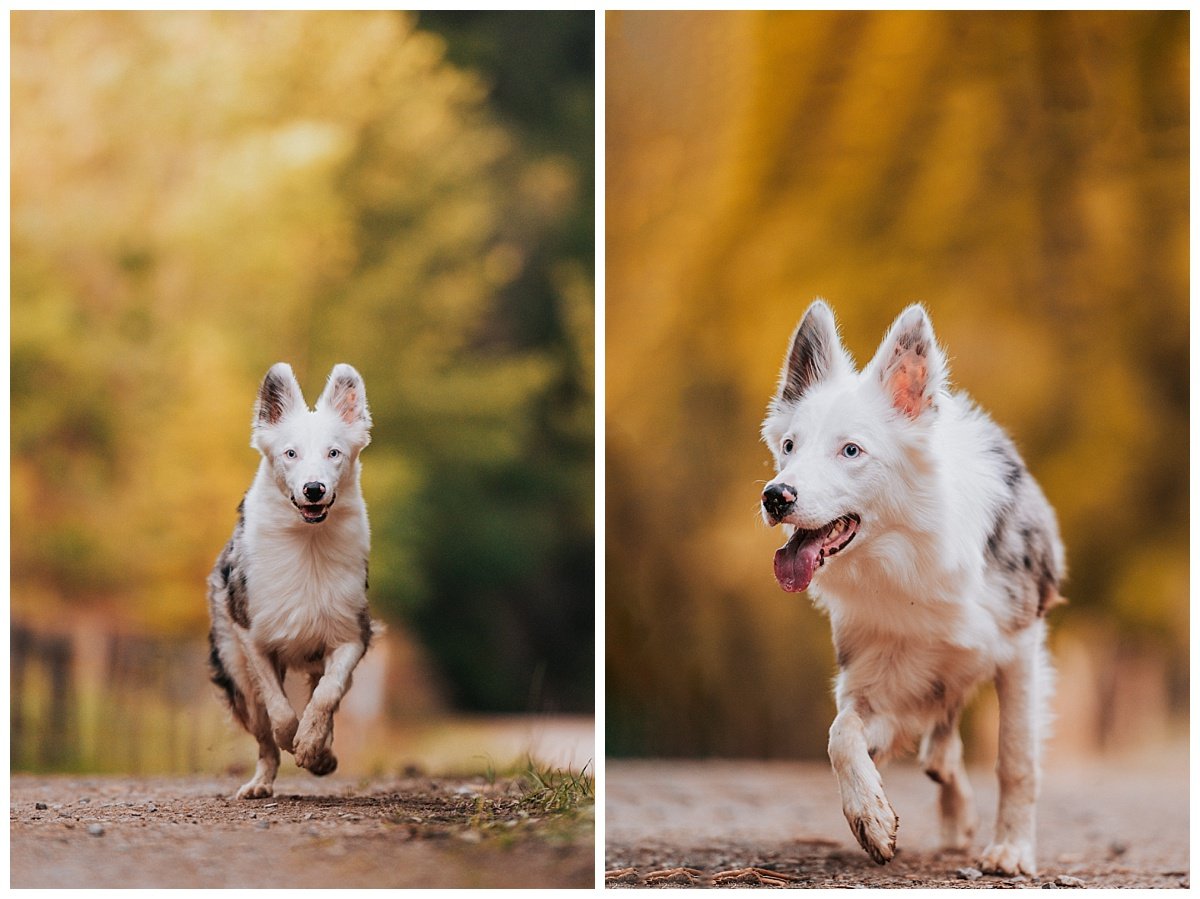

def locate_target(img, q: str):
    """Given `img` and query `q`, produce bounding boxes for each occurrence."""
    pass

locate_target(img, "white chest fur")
[242,510,369,663]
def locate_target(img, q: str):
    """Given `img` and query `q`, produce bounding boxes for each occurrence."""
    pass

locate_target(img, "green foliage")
[12,11,593,710]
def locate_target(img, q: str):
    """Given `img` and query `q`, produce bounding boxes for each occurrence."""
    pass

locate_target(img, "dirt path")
[605,741,1188,889]
[11,772,593,888]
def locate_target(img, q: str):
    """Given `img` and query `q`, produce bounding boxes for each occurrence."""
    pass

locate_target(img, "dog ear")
[776,299,852,404]
[870,305,947,420]
[317,364,372,430]
[254,363,305,427]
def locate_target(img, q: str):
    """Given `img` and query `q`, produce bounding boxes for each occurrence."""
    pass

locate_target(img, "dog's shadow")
[237,784,516,828]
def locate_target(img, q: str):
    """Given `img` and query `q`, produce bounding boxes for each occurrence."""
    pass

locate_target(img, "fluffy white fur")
[760,301,1064,876]
[207,362,378,800]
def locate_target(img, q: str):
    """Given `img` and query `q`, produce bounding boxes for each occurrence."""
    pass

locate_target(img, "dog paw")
[941,815,977,852]
[293,711,335,773]
[939,796,978,850]
[302,750,338,777]
[845,797,899,865]
[235,780,274,800]
[978,840,1036,877]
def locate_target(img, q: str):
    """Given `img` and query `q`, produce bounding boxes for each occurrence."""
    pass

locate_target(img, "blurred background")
[11,10,594,775]
[606,11,1187,762]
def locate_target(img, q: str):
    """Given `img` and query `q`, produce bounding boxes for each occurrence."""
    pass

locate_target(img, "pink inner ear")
[887,356,930,419]
[337,388,360,425]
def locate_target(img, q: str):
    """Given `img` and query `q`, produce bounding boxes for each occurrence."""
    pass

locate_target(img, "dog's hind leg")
[235,698,281,800]
[918,708,978,850]
[294,640,365,776]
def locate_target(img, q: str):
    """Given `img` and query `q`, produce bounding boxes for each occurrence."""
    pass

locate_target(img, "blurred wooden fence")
[10,615,594,776]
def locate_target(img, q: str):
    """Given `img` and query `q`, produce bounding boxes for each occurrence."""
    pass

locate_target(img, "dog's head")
[760,300,947,593]
[251,362,372,524]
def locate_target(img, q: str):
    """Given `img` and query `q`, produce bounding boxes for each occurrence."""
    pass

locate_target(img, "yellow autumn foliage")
[606,10,1187,757]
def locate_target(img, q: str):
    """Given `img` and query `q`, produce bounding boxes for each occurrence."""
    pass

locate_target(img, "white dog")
[207,362,379,799]
[760,302,1064,876]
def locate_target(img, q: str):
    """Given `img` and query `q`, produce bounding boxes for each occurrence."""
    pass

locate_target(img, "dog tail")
[207,629,250,728]
[1039,588,1068,616]
[359,610,387,649]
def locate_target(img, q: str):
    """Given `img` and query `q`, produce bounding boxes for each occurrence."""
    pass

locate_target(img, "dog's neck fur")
[245,457,367,544]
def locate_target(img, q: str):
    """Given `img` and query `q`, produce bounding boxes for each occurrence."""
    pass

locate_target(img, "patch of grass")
[475,754,498,786]
[454,755,594,845]
[515,756,594,816]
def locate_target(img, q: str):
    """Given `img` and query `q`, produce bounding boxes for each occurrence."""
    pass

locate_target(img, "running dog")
[208,362,378,799]
[760,301,1065,876]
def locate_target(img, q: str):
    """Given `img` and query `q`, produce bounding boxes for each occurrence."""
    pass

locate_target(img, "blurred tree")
[410,11,596,710]
[11,10,594,712]
[606,10,1187,756]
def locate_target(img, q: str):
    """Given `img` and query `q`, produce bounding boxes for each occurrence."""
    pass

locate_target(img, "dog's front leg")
[236,632,299,753]
[979,642,1040,876]
[828,705,898,864]
[294,640,364,775]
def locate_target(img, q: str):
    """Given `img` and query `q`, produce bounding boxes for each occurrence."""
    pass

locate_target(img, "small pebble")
[87,824,105,837]
[34,802,47,811]
[956,867,983,881]
[1054,875,1085,888]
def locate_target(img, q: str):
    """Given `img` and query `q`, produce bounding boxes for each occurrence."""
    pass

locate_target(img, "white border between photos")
[592,7,608,893]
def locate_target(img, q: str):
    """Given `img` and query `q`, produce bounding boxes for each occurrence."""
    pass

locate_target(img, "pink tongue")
[773,530,824,593]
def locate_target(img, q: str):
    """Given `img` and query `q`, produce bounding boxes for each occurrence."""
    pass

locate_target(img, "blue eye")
[782,438,794,454]
[841,443,862,459]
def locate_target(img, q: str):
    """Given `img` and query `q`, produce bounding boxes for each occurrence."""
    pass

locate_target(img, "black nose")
[303,481,326,502]
[762,483,797,521]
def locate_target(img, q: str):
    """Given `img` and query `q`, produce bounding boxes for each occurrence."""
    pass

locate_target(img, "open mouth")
[773,514,860,593]
[292,495,335,524]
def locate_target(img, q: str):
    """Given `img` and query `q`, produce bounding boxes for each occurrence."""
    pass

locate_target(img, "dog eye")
[328,449,340,459]
[841,443,863,459]
[782,438,794,455]
[284,449,297,459]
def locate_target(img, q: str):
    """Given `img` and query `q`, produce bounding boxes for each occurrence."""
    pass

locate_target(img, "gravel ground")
[605,741,1188,889]
[11,772,593,889]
